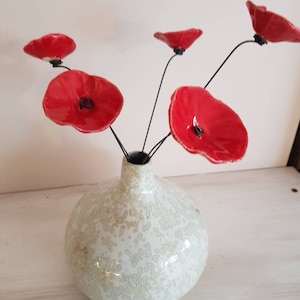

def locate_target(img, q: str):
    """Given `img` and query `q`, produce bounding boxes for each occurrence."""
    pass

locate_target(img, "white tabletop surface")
[1,167,300,300]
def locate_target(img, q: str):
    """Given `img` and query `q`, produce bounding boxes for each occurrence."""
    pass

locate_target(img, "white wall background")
[0,0,299,193]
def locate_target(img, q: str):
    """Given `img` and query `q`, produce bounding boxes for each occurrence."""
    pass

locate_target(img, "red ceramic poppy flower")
[169,87,248,164]
[154,28,203,52]
[42,70,123,133]
[246,1,300,42]
[24,33,76,61]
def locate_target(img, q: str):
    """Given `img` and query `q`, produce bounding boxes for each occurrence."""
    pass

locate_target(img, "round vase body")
[65,155,208,300]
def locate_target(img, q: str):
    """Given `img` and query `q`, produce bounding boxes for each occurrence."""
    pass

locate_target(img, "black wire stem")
[141,53,179,152]
[109,126,130,161]
[148,132,171,159]
[53,65,71,71]
[204,38,259,89]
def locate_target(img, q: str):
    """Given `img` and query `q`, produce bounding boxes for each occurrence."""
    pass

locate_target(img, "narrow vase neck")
[120,153,155,193]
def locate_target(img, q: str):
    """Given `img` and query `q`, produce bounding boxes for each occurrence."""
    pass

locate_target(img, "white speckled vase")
[65,152,208,300]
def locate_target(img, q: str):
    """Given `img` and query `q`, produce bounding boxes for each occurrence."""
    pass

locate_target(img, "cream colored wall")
[1,0,300,193]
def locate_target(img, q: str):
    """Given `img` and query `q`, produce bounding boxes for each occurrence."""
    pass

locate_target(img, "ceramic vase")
[65,151,208,300]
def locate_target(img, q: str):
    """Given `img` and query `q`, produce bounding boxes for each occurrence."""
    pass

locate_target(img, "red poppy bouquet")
[24,1,300,165]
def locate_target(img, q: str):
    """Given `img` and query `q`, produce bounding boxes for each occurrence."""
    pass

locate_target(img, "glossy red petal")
[154,28,203,50]
[169,87,248,164]
[246,1,300,42]
[42,70,123,133]
[23,33,76,61]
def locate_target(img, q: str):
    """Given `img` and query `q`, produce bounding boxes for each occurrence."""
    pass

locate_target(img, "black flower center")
[79,98,95,110]
[254,34,267,46]
[193,125,204,137]
[50,59,63,67]
[174,48,185,55]
[192,116,204,137]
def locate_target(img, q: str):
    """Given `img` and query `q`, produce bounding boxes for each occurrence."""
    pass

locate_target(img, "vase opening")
[127,151,150,165]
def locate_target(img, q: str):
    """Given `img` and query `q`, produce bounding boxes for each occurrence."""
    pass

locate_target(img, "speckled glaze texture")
[65,157,208,300]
